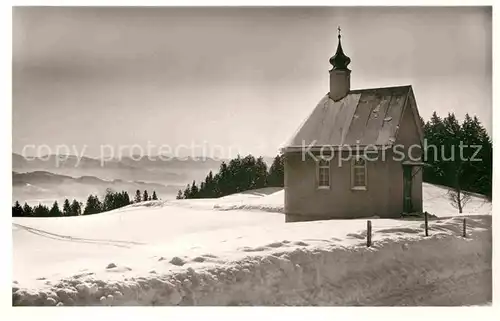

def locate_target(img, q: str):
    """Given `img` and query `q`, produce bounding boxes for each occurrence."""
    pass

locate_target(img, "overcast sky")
[12,6,492,158]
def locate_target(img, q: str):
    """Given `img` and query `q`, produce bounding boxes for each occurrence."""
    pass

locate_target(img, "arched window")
[317,158,330,189]
[351,156,367,189]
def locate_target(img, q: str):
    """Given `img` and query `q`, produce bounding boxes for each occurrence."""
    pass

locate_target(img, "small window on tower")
[317,159,330,189]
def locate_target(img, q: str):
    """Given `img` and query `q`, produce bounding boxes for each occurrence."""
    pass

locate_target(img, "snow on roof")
[283,85,413,151]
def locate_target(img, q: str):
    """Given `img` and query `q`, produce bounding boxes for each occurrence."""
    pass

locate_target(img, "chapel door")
[403,165,413,213]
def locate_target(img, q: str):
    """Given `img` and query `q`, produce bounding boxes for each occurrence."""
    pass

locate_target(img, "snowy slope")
[166,183,491,215]
[422,183,491,216]
[12,183,492,306]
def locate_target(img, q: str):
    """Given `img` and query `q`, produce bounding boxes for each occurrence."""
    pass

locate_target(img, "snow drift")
[12,183,492,306]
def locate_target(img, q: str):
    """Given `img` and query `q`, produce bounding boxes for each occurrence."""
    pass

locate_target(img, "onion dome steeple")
[329,26,351,71]
[328,26,351,101]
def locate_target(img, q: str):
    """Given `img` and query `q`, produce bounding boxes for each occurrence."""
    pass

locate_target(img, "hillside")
[12,183,491,305]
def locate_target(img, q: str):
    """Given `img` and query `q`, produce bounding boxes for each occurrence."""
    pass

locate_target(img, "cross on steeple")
[329,26,351,71]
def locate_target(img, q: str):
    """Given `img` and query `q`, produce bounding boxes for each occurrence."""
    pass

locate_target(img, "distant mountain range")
[12,153,225,184]
[12,170,183,206]
[13,170,175,189]
[12,153,224,205]
[11,153,276,206]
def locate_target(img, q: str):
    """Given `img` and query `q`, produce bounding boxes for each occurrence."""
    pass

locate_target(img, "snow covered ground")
[12,183,492,306]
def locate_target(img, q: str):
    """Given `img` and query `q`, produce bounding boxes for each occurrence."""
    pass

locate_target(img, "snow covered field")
[12,183,492,306]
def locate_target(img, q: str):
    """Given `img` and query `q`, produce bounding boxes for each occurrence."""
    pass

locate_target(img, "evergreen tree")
[134,189,142,203]
[254,157,268,189]
[217,162,230,196]
[123,191,131,205]
[460,114,492,198]
[239,155,256,191]
[49,201,62,217]
[198,182,205,198]
[23,202,33,217]
[84,194,102,215]
[267,154,284,187]
[33,203,50,217]
[176,190,183,200]
[183,184,191,199]
[152,191,158,200]
[12,201,24,217]
[228,156,243,193]
[190,181,199,198]
[63,199,71,216]
[423,111,447,185]
[70,199,82,216]
[142,190,149,202]
[204,171,215,198]
[103,188,116,211]
[117,191,130,207]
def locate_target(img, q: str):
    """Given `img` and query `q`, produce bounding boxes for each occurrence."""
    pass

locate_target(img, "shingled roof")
[283,85,423,151]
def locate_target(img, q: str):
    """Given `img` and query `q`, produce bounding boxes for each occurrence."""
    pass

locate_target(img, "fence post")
[424,211,429,237]
[463,218,466,238]
[367,220,372,247]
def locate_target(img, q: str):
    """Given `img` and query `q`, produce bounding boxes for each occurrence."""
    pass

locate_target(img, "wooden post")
[424,211,429,237]
[367,220,372,247]
[463,218,466,238]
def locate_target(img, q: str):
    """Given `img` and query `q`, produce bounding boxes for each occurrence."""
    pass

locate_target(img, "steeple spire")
[329,26,351,71]
[328,26,351,101]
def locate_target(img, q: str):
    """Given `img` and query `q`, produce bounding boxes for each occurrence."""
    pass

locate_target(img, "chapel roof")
[283,85,422,151]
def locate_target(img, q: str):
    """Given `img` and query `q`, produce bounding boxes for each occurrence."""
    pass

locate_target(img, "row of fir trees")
[12,189,159,217]
[422,112,492,212]
[177,154,284,199]
[423,112,492,197]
